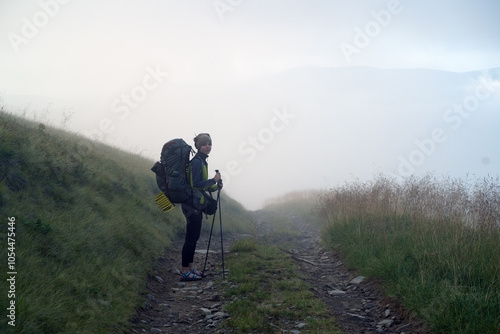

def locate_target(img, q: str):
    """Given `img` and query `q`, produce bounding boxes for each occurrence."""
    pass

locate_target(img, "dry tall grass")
[319,173,500,231]
[318,173,500,333]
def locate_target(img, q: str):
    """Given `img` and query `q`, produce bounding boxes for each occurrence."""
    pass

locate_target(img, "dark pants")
[181,205,203,268]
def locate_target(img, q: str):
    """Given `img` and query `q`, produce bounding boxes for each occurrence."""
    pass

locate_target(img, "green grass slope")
[0,111,252,333]
[319,174,500,334]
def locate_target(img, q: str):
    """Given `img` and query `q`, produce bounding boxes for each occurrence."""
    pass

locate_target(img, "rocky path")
[261,212,429,334]
[128,231,232,334]
[129,211,429,334]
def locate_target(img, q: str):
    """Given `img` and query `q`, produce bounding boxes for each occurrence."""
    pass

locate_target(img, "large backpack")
[151,138,194,204]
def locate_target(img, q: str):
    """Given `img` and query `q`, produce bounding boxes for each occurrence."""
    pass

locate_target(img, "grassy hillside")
[319,174,500,334]
[0,111,253,333]
[263,189,326,229]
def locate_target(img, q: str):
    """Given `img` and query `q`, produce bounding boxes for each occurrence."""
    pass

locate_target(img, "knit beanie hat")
[194,133,211,150]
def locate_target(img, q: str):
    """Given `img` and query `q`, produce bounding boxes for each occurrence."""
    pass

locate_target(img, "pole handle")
[215,169,223,187]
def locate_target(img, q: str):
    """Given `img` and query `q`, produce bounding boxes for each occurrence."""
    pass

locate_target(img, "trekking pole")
[214,171,225,279]
[203,191,219,273]
[202,170,222,274]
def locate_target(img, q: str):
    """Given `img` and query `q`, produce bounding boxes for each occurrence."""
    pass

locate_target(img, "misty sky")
[1,0,500,209]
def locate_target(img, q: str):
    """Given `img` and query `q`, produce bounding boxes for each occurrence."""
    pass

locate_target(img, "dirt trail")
[254,211,429,334]
[129,211,429,334]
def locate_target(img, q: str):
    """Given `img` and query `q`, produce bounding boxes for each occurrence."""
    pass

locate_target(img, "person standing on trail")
[180,133,222,281]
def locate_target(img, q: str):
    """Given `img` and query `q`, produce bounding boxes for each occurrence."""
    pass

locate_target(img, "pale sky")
[1,0,500,209]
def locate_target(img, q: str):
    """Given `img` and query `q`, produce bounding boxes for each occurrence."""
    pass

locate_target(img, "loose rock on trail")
[129,210,429,334]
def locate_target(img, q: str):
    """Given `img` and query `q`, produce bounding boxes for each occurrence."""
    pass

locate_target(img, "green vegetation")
[222,238,341,333]
[264,189,322,217]
[318,174,500,334]
[201,192,255,237]
[0,111,253,333]
[264,190,325,225]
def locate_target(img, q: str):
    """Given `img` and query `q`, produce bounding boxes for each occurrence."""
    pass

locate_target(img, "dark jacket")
[189,153,218,205]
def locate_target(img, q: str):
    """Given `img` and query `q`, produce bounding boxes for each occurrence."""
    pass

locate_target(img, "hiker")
[180,133,222,281]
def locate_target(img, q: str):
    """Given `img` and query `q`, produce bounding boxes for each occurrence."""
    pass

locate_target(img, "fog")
[1,0,500,210]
